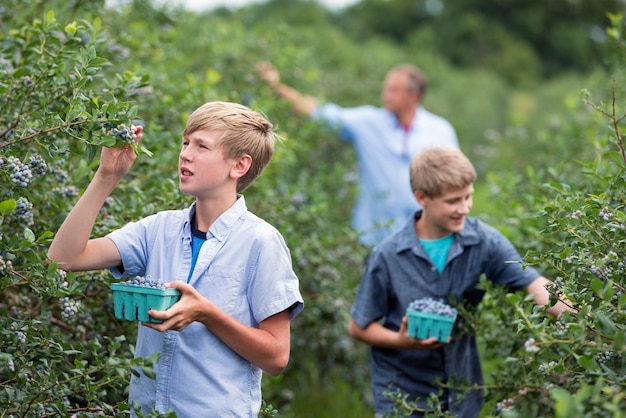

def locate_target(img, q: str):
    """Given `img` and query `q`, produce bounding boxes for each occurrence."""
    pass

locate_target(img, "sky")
[107,0,361,12]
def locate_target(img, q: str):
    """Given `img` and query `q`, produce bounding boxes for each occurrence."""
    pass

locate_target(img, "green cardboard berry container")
[111,283,181,323]
[407,309,457,342]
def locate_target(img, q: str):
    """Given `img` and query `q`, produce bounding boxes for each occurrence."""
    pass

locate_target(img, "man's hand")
[255,61,280,87]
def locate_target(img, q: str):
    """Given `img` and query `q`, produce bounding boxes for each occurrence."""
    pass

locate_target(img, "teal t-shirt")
[187,216,206,283]
[419,233,454,273]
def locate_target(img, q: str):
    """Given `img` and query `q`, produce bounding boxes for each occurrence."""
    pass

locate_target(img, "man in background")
[256,61,459,246]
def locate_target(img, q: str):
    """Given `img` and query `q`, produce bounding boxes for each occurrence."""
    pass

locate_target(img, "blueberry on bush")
[103,122,136,147]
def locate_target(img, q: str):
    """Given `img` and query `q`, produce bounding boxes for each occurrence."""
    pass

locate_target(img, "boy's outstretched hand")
[97,125,143,179]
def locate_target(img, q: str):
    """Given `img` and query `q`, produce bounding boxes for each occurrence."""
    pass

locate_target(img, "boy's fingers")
[147,309,168,320]
[131,124,143,144]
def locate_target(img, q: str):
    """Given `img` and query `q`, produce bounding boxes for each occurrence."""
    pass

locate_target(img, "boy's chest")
[391,246,484,301]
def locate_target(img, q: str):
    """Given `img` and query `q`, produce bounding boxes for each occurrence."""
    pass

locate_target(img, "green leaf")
[0,199,17,215]
[23,228,36,243]
[613,329,624,351]
[577,354,595,371]
[93,17,102,32]
[505,292,522,305]
[100,136,117,147]
[88,57,109,67]
[138,145,154,158]
[35,230,54,243]
[64,21,77,36]
[596,312,616,336]
[550,387,572,418]
[590,277,604,296]
[140,366,157,380]
[44,11,56,27]
[86,144,98,162]
[572,382,591,404]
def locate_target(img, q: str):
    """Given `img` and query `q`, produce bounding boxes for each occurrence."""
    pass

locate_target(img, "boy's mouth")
[451,215,465,224]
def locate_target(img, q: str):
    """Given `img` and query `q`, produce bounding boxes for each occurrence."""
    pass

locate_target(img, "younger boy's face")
[415,185,473,239]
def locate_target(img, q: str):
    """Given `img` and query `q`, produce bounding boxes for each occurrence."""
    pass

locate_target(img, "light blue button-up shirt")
[107,196,304,418]
[351,212,540,417]
[313,103,458,246]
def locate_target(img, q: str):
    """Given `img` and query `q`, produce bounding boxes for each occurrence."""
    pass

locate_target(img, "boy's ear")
[414,190,427,206]
[231,155,252,179]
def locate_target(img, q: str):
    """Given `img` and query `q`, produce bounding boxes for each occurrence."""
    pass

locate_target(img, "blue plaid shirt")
[312,103,458,246]
[351,212,539,417]
[107,196,303,418]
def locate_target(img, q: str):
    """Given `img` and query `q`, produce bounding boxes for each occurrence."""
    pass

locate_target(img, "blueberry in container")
[406,297,457,343]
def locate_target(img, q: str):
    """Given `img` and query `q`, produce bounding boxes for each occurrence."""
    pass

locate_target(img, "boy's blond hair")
[184,101,277,192]
[410,146,476,197]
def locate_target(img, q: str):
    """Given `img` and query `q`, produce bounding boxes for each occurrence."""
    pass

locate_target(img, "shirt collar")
[386,105,422,130]
[394,210,481,253]
[184,195,247,241]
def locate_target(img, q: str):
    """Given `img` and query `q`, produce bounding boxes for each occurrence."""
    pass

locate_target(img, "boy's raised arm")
[47,126,143,272]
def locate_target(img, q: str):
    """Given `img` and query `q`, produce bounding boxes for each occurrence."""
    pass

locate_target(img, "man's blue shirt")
[312,103,458,246]
[350,212,540,417]
[107,196,303,418]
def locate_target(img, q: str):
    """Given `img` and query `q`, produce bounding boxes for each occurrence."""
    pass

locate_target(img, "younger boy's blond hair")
[184,101,278,192]
[410,146,476,198]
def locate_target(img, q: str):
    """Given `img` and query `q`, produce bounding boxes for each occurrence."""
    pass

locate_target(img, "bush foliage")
[1,1,624,417]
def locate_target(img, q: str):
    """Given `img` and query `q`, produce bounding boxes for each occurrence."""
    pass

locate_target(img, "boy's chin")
[178,188,196,198]
[449,221,465,233]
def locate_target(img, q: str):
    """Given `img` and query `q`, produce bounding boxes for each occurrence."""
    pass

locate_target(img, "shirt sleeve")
[247,227,304,323]
[484,227,541,291]
[350,247,392,329]
[106,216,156,279]
[311,103,378,143]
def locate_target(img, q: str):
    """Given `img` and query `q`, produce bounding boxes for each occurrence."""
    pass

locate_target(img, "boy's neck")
[194,194,238,232]
[414,217,450,240]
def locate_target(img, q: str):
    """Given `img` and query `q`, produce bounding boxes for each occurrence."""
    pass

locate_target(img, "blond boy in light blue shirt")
[48,101,304,417]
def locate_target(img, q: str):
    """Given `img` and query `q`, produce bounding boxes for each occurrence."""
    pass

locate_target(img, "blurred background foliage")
[1,0,625,416]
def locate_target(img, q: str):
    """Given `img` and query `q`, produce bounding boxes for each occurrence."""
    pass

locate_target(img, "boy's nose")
[458,201,472,215]
[179,149,191,161]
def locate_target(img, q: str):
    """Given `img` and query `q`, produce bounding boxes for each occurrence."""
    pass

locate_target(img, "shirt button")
[183,244,190,251]
[163,356,170,362]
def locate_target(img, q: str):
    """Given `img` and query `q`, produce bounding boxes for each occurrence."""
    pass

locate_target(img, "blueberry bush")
[1,1,625,417]
[0,2,158,416]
